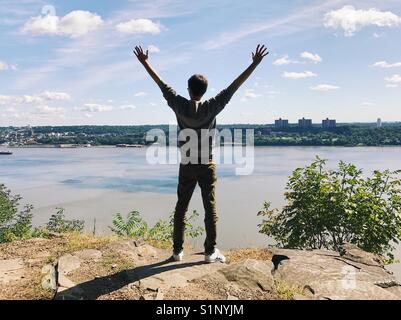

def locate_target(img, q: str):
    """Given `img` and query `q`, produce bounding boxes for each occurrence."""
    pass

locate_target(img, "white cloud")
[273,55,294,66]
[76,103,114,112]
[203,1,345,50]
[385,74,401,87]
[22,95,43,104]
[310,84,339,91]
[300,51,322,63]
[38,91,71,101]
[0,95,17,105]
[373,32,385,38]
[148,45,160,53]
[35,105,65,114]
[283,71,317,79]
[362,102,375,106]
[244,89,261,99]
[0,91,71,105]
[120,105,136,110]
[0,60,17,71]
[22,10,103,38]
[371,61,401,68]
[116,19,162,35]
[324,5,401,37]
[134,91,147,97]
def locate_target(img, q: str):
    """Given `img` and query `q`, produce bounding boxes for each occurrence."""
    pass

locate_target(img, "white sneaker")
[205,248,226,263]
[173,250,184,261]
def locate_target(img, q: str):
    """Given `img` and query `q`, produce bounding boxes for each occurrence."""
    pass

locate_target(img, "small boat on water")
[0,151,13,155]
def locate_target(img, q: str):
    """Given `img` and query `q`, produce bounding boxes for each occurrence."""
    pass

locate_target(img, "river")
[1,146,401,279]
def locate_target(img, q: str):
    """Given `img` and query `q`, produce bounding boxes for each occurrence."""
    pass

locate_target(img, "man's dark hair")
[188,74,208,97]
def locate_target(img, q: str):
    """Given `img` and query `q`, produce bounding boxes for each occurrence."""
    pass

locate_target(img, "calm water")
[1,146,401,278]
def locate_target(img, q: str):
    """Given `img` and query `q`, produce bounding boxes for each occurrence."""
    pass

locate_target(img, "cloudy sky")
[0,0,400,126]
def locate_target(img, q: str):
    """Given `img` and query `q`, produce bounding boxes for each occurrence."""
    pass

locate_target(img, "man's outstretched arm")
[227,44,269,93]
[134,46,163,87]
[134,45,187,112]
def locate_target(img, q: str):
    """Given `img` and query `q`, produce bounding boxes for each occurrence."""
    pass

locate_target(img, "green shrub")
[0,184,33,243]
[46,208,85,233]
[109,211,148,237]
[110,210,204,243]
[258,156,401,262]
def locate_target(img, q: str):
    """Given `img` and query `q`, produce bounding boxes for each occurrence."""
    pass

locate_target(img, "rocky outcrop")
[2,236,401,300]
[202,259,274,292]
[271,244,401,300]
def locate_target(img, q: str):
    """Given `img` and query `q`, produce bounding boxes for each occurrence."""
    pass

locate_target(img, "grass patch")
[59,233,119,254]
[272,280,303,300]
[225,248,272,264]
[101,251,135,273]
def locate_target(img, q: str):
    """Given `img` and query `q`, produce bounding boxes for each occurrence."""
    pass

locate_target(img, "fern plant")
[110,210,204,243]
[110,211,148,237]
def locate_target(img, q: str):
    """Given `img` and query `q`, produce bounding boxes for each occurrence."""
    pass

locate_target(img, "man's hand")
[134,46,149,64]
[134,45,163,86]
[252,44,269,65]
[226,44,269,94]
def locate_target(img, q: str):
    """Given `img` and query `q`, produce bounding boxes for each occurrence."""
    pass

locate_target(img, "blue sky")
[0,0,400,126]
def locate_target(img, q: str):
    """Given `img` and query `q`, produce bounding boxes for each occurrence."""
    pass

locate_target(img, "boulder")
[58,254,81,275]
[108,240,161,261]
[58,274,76,290]
[200,259,274,292]
[217,259,274,291]
[271,247,401,300]
[41,263,58,292]
[340,243,384,267]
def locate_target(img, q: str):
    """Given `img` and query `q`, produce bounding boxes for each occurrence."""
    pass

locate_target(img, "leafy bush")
[110,211,148,237]
[110,210,204,243]
[258,157,401,262]
[0,184,33,243]
[46,208,85,233]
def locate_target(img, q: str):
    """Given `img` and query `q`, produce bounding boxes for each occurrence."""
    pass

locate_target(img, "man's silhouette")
[134,44,269,263]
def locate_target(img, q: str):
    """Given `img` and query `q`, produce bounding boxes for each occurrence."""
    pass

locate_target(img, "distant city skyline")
[1,0,401,126]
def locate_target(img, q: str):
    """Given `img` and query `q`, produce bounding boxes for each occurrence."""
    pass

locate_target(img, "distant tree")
[258,157,401,262]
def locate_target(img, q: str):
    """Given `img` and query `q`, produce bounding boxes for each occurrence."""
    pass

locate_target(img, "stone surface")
[133,238,145,247]
[58,254,81,275]
[4,236,400,300]
[217,259,274,291]
[340,243,383,267]
[109,240,162,261]
[72,249,102,261]
[127,253,227,291]
[140,293,155,300]
[0,258,25,284]
[41,263,57,292]
[58,273,76,289]
[271,246,401,300]
[155,288,164,300]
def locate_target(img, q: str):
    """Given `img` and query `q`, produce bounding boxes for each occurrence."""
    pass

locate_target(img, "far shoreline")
[5,144,401,149]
